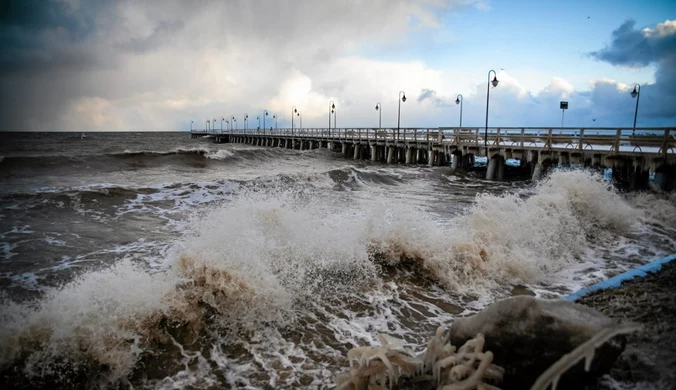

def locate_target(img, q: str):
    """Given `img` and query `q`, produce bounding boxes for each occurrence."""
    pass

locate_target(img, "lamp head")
[332,103,335,109]
[401,94,407,102]
[491,76,499,88]
[297,112,300,116]
[631,87,638,98]
[455,98,460,105]
[375,105,379,110]
[294,108,297,113]
[265,112,268,116]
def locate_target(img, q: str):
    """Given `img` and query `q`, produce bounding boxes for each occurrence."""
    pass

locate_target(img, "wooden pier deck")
[190,126,676,189]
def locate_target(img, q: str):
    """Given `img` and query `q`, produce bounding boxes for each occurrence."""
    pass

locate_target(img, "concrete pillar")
[451,151,461,170]
[387,146,395,164]
[405,148,413,164]
[353,144,361,160]
[497,156,505,181]
[532,163,543,180]
[371,145,377,162]
[486,155,499,180]
[341,143,348,155]
[428,150,434,167]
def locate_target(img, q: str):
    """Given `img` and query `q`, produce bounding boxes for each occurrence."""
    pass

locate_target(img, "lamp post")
[397,91,406,141]
[631,84,640,136]
[484,70,499,155]
[298,111,302,132]
[328,101,335,136]
[221,117,224,133]
[263,110,268,134]
[232,117,237,131]
[190,120,193,132]
[375,102,381,128]
[207,120,210,132]
[244,114,248,131]
[213,118,216,133]
[455,94,463,128]
[225,120,229,132]
[291,106,297,136]
[257,116,260,131]
[332,107,336,129]
[273,114,277,129]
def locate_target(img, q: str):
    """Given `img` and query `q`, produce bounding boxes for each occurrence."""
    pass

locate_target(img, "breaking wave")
[0,171,657,388]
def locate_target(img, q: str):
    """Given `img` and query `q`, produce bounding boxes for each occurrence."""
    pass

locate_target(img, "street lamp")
[244,113,248,131]
[332,107,336,129]
[397,91,406,141]
[455,94,463,128]
[257,116,260,131]
[328,101,335,137]
[221,117,224,133]
[190,120,193,132]
[273,114,277,129]
[484,70,499,155]
[375,102,382,129]
[298,111,302,131]
[291,106,297,136]
[213,118,217,133]
[207,120,210,132]
[232,117,237,131]
[263,110,268,133]
[225,120,229,131]
[631,84,640,136]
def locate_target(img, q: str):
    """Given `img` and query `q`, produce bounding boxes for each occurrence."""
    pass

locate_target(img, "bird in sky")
[587,16,591,19]
[593,118,597,122]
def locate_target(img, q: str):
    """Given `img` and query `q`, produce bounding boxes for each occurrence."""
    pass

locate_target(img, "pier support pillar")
[405,148,413,164]
[341,143,348,155]
[451,151,462,170]
[371,145,377,162]
[487,155,504,180]
[387,146,395,164]
[428,150,434,167]
[353,144,361,160]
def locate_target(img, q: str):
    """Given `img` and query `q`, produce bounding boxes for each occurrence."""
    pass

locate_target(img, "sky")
[0,0,675,131]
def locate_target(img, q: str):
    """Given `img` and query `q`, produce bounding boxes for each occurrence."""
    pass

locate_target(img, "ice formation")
[335,323,641,390]
[335,327,504,390]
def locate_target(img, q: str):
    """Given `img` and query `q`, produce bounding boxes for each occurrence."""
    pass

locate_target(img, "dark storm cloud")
[589,19,676,67]
[0,0,114,74]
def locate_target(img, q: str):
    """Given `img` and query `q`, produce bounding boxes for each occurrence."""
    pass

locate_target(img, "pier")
[191,127,676,190]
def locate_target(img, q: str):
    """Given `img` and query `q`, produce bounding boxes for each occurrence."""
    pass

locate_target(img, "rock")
[449,296,626,389]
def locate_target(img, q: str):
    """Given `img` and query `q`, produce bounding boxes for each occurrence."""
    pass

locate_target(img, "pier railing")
[191,127,676,158]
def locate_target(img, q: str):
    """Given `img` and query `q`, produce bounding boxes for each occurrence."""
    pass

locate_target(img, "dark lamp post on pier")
[455,94,463,128]
[375,102,382,129]
[256,116,260,131]
[484,70,499,155]
[291,106,297,136]
[298,111,302,131]
[213,118,217,133]
[221,117,224,133]
[328,101,335,136]
[631,84,640,136]
[273,114,277,129]
[244,114,248,130]
[206,120,210,132]
[397,91,406,141]
[190,120,193,132]
[263,110,268,134]
[232,117,237,131]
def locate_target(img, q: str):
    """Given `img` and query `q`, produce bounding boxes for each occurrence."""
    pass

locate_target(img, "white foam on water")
[0,170,669,389]
[205,149,234,160]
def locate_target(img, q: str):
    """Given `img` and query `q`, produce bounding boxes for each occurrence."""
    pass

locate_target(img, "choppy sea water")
[0,132,675,389]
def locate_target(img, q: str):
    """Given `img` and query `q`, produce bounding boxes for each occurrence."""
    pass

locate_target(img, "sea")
[0,131,674,389]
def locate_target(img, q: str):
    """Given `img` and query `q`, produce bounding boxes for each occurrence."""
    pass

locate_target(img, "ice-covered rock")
[449,296,626,389]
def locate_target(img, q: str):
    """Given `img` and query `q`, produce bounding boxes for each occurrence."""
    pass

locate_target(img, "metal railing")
[190,127,676,158]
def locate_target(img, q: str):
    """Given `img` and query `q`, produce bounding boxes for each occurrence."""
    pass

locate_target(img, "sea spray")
[0,170,653,388]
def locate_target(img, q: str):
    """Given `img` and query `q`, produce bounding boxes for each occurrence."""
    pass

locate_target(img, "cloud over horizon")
[0,1,674,131]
